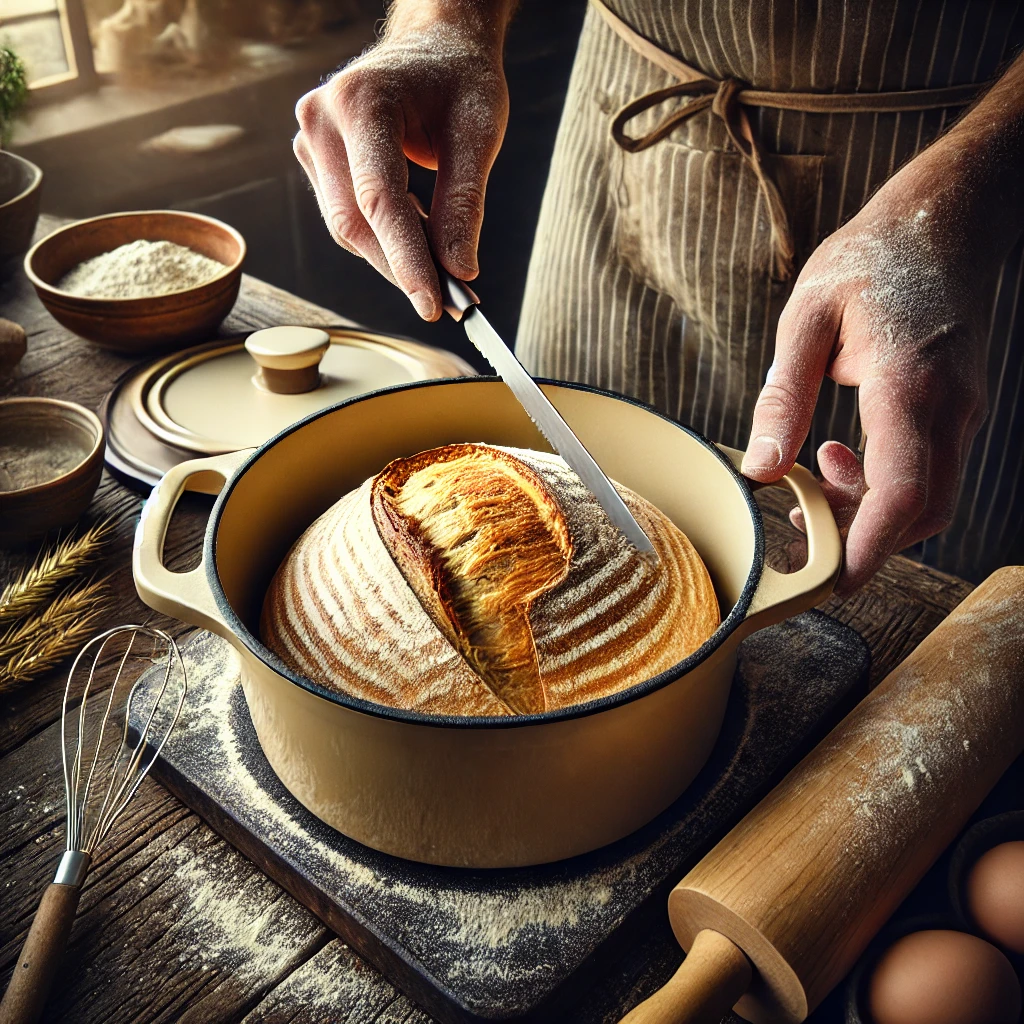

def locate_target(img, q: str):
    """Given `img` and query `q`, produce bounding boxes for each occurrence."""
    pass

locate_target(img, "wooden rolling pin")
[621,565,1024,1024]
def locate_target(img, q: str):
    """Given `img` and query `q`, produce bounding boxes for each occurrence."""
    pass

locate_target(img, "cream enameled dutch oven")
[133,378,841,868]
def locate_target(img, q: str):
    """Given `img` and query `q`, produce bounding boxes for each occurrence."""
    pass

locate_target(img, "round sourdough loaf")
[260,443,719,717]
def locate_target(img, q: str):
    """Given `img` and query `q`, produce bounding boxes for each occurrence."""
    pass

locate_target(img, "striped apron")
[517,0,1024,582]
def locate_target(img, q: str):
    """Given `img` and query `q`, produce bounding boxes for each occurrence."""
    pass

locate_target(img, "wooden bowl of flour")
[25,211,246,353]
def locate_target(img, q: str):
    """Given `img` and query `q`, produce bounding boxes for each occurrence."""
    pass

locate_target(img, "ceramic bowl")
[0,151,43,279]
[0,398,105,546]
[24,211,245,353]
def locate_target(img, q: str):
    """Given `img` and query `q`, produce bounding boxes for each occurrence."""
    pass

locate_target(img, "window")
[0,0,96,96]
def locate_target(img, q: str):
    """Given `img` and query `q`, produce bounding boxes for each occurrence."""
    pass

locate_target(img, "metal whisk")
[0,625,186,1024]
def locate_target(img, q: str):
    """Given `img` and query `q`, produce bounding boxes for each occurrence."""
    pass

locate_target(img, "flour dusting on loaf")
[261,444,719,716]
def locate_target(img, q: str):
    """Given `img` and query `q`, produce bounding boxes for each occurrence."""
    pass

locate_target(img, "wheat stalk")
[0,579,113,690]
[0,517,119,626]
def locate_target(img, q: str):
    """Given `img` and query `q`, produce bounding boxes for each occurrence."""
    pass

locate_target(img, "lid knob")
[245,326,331,395]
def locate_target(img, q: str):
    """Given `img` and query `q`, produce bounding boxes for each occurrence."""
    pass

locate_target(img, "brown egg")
[966,840,1024,954]
[868,929,1021,1024]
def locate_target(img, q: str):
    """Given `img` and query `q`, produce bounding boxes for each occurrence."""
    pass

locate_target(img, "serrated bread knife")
[437,270,658,561]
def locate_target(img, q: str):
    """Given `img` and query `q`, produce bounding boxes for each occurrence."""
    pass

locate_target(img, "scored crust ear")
[371,444,573,715]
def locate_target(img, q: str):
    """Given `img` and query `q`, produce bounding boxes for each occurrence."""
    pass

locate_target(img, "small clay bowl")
[0,151,43,279]
[0,398,105,546]
[949,810,1024,962]
[24,211,246,354]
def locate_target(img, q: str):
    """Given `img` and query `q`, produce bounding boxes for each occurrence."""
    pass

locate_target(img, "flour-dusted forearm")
[740,51,1024,595]
[293,0,516,320]
[910,49,1024,267]
[383,0,518,51]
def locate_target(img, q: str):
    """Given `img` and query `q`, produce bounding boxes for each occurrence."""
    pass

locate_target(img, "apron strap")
[590,0,990,279]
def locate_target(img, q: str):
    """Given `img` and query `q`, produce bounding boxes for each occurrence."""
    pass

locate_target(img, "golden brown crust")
[259,471,512,718]
[261,444,720,717]
[372,445,573,714]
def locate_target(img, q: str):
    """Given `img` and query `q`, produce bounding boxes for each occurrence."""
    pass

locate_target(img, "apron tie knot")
[609,79,718,153]
[610,73,795,280]
[592,0,988,281]
[711,77,795,281]
[710,76,746,119]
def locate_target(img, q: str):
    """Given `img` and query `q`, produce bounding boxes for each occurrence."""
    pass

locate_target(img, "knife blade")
[439,273,658,560]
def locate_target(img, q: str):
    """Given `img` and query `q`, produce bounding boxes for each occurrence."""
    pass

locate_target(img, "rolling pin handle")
[618,929,752,1024]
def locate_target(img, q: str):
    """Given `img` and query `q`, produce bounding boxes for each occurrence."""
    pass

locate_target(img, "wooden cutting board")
[131,611,869,1023]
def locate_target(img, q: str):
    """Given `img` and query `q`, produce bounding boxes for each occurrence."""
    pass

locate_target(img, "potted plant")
[0,45,41,276]
[0,46,28,147]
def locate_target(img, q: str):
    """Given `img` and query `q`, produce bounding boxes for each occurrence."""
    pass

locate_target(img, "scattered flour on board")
[135,614,860,1008]
[150,633,731,994]
[173,640,625,952]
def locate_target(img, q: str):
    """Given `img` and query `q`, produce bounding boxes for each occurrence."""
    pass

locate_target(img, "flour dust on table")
[129,614,868,1023]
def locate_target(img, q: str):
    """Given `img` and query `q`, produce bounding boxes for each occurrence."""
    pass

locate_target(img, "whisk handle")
[0,882,82,1024]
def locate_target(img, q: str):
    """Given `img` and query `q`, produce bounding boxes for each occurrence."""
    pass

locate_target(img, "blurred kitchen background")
[0,0,587,368]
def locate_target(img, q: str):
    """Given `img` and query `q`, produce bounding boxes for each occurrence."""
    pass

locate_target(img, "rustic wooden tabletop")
[0,217,984,1023]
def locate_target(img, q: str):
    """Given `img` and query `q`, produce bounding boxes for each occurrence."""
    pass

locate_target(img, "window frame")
[0,0,98,101]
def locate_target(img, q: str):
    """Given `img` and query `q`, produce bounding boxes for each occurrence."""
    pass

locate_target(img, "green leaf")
[0,45,29,147]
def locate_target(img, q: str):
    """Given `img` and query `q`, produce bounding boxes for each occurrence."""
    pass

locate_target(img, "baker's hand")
[741,166,991,596]
[293,5,510,320]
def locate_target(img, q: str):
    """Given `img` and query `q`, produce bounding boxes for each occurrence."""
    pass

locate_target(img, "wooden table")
[0,220,980,1023]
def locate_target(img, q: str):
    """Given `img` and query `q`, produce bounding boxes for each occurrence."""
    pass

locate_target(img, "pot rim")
[204,376,766,729]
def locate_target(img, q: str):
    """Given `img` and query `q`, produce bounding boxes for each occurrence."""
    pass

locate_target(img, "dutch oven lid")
[139,326,475,453]
[103,326,476,485]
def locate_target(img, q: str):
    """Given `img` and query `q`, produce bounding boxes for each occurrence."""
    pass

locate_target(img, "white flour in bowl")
[57,239,225,298]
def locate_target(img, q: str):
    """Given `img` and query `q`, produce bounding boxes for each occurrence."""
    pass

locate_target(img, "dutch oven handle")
[133,449,253,638]
[717,444,842,636]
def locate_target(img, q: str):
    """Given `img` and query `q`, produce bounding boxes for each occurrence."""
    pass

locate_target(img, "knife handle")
[439,275,480,322]
[408,190,480,321]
